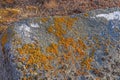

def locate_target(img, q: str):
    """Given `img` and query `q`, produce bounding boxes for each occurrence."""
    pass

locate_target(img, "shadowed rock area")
[0,8,120,80]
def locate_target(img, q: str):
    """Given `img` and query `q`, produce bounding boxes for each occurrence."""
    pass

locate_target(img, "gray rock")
[0,7,120,80]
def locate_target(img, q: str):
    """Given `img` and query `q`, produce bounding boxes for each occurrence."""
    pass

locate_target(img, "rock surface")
[0,8,120,80]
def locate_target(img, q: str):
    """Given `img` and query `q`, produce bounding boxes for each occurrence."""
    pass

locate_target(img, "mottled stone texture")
[0,8,120,80]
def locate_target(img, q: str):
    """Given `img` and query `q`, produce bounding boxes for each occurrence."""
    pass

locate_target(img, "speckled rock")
[0,7,120,80]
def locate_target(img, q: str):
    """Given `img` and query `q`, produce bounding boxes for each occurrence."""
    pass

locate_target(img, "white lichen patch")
[19,24,31,37]
[19,24,31,32]
[92,11,120,20]
[30,23,39,28]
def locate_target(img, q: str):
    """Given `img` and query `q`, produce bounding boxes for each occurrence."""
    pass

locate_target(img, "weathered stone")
[0,7,120,80]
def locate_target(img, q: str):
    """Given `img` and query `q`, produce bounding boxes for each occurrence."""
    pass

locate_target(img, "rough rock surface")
[0,8,120,80]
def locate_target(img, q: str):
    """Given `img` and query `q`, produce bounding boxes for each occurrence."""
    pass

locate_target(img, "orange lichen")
[41,17,49,23]
[46,16,94,73]
[63,52,72,60]
[54,27,66,38]
[84,13,89,17]
[65,17,78,29]
[16,16,95,78]
[47,26,54,33]
[53,17,66,23]
[59,37,87,59]
[59,37,74,48]
[44,64,53,70]
[1,33,8,47]
[21,57,26,62]
[46,43,58,55]
[78,39,87,50]
[81,57,93,70]
[76,47,86,57]
[17,43,50,69]
[47,25,66,38]
[47,55,54,60]
[47,17,78,38]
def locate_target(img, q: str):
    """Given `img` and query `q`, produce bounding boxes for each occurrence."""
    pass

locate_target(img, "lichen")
[1,32,8,47]
[84,13,89,17]
[46,43,58,55]
[17,43,54,70]
[47,17,78,38]
[81,57,93,70]
[47,16,93,73]
[59,37,74,48]
[41,17,49,23]
[16,16,94,79]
